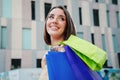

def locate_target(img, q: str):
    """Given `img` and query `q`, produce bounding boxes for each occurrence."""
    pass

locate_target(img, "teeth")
[51,26,58,30]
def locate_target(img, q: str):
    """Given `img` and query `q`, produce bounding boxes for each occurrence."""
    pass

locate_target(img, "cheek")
[46,21,49,27]
[46,22,50,30]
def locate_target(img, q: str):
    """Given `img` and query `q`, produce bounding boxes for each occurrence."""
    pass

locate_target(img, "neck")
[51,36,64,46]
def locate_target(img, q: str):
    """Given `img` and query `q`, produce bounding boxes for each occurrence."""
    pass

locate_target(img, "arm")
[41,55,46,69]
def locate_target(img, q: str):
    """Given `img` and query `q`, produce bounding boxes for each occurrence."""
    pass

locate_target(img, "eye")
[58,17,65,21]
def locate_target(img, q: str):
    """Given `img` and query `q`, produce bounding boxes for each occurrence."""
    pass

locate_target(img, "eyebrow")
[49,13,66,18]
[59,15,66,18]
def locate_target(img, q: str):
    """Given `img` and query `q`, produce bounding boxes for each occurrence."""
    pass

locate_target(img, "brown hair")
[44,5,76,45]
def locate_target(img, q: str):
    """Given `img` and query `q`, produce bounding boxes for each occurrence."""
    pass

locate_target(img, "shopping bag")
[64,46,102,80]
[46,51,77,80]
[46,46,102,80]
[60,35,106,70]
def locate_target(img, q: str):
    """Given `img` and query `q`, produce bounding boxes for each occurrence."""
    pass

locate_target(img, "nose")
[52,18,58,24]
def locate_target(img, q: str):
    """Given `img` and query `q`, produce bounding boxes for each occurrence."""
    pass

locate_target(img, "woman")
[39,5,76,80]
[40,5,105,80]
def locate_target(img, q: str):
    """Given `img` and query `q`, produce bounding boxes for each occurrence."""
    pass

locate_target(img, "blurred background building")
[0,0,120,80]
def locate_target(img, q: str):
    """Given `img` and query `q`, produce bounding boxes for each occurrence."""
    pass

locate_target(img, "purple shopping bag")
[64,46,102,80]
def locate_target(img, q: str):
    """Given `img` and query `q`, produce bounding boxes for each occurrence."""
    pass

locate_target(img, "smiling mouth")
[50,26,59,30]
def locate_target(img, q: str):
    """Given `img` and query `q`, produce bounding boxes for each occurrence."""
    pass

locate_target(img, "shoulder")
[50,45,65,52]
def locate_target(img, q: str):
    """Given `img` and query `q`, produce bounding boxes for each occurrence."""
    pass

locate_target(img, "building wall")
[0,68,41,80]
[0,0,120,72]
[0,50,6,72]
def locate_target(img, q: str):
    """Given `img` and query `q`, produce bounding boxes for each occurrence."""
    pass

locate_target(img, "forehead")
[49,8,66,16]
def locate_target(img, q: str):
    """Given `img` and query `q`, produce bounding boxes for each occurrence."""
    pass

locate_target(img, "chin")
[50,34,58,36]
[50,33,61,36]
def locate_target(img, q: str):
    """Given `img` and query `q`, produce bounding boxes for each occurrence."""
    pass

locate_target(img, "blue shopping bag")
[46,51,77,80]
[46,46,103,80]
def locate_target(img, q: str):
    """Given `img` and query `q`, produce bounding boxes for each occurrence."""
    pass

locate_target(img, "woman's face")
[46,8,66,38]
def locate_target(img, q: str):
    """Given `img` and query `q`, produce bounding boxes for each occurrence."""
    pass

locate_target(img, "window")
[112,34,117,53]
[93,9,100,26]
[101,34,106,51]
[64,5,67,9]
[112,0,118,5]
[2,0,12,18]
[44,3,51,19]
[1,27,7,49]
[103,60,108,68]
[103,60,112,68]
[31,1,35,20]
[11,59,21,70]
[95,0,99,2]
[118,53,120,68]
[22,28,31,49]
[91,33,95,44]
[79,8,82,25]
[116,11,120,28]
[106,10,110,27]
[77,32,83,39]
[36,59,42,68]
